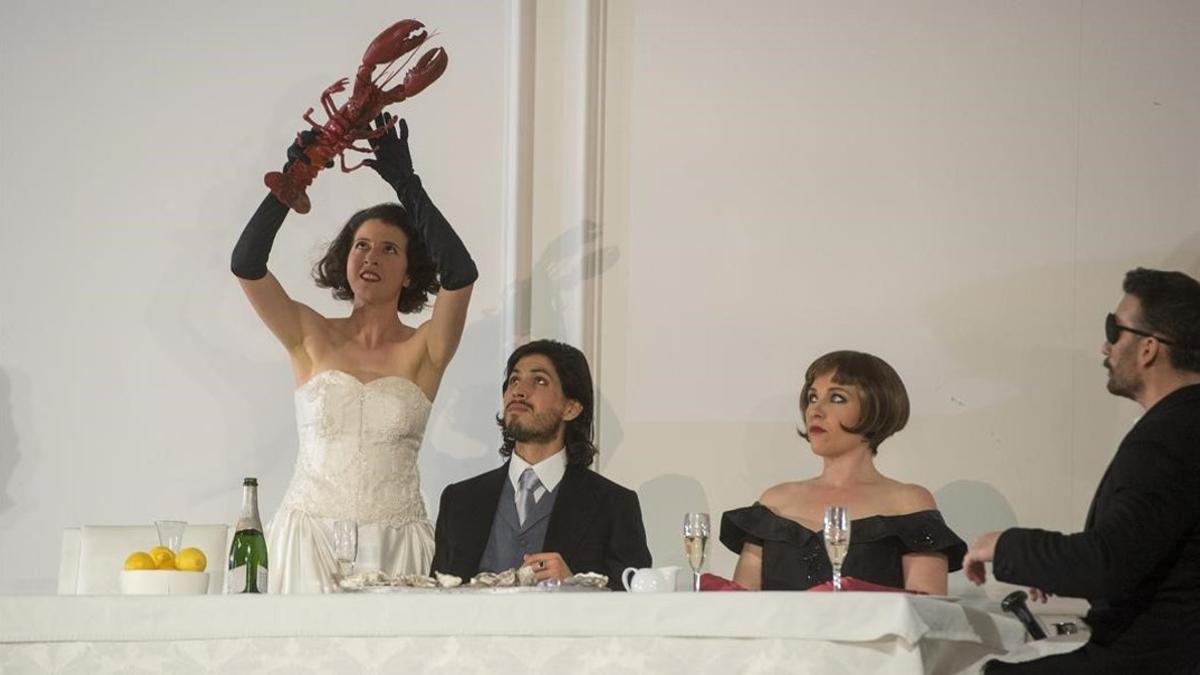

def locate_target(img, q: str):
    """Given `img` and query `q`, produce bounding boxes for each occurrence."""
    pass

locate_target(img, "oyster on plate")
[435,572,463,588]
[565,572,609,589]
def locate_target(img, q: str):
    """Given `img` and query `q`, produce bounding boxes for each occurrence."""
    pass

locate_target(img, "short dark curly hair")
[1123,267,1200,373]
[496,340,598,468]
[312,203,439,314]
[798,350,910,454]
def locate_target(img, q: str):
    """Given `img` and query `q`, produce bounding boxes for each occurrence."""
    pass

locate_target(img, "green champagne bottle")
[227,477,269,593]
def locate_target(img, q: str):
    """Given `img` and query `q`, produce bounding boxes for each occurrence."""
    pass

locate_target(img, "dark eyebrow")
[512,367,554,379]
[506,365,552,374]
[353,236,403,247]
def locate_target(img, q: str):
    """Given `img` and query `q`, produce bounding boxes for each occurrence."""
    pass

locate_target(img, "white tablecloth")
[0,592,1069,674]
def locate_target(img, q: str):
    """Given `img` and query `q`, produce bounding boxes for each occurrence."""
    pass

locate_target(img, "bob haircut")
[496,339,598,468]
[312,203,439,314]
[798,350,910,454]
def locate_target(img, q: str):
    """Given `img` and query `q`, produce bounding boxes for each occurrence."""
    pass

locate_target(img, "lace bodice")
[278,370,432,527]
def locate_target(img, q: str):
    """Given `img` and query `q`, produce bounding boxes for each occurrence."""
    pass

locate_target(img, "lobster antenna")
[375,45,426,89]
[373,30,441,89]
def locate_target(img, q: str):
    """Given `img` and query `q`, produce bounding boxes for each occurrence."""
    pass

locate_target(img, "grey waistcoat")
[477,474,560,573]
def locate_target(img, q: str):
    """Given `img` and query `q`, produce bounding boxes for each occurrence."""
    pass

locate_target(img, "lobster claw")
[401,48,449,99]
[362,19,428,66]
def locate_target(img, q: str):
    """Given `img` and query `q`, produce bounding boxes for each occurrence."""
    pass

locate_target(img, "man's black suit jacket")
[991,383,1200,673]
[431,462,652,591]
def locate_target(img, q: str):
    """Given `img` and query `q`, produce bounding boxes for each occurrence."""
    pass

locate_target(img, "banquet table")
[0,591,1079,674]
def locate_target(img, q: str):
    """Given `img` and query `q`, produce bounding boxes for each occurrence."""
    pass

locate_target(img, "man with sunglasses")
[963,267,1200,673]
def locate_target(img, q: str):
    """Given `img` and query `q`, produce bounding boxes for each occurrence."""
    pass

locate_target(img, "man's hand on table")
[963,531,1001,585]
[1027,587,1053,603]
[523,552,572,582]
[964,531,1053,603]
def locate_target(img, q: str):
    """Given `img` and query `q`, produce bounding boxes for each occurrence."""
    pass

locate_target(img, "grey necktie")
[516,468,542,526]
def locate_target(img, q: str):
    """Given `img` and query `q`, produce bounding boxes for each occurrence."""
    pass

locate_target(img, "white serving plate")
[343,584,609,594]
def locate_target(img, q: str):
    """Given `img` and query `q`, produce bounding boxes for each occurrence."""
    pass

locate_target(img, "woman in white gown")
[231,115,475,593]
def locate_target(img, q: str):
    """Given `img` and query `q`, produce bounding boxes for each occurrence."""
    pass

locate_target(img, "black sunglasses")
[1105,313,1176,346]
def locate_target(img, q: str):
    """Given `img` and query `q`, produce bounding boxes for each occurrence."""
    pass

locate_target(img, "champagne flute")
[824,506,850,591]
[333,520,358,580]
[682,512,710,592]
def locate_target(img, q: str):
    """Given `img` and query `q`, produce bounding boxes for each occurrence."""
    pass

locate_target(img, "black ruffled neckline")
[720,502,967,572]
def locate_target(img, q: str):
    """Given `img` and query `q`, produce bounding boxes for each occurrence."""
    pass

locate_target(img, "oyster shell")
[398,574,439,588]
[435,572,463,588]
[338,576,365,590]
[340,570,397,589]
[469,568,519,587]
[469,571,501,587]
[516,564,538,587]
[566,572,609,588]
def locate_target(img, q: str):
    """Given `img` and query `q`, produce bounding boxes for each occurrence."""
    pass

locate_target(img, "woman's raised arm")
[365,114,477,370]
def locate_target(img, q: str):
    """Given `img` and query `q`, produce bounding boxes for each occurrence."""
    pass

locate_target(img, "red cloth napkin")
[700,573,747,591]
[806,576,925,594]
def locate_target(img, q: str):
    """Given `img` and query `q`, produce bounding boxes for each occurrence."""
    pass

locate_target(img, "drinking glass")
[823,506,850,591]
[682,512,710,592]
[333,520,358,579]
[155,520,187,553]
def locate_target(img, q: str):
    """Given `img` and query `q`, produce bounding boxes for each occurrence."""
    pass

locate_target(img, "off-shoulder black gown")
[720,503,966,590]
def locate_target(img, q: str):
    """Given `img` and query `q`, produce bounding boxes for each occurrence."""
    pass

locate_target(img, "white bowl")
[120,570,210,595]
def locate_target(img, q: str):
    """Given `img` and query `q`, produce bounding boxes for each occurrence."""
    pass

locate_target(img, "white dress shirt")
[508,448,566,509]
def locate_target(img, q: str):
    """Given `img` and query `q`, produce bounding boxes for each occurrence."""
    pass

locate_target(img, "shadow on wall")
[935,480,1019,544]
[420,302,514,495]
[935,479,1019,597]
[0,367,42,532]
[524,219,621,344]
[0,368,18,521]
[522,219,625,468]
[638,474,709,580]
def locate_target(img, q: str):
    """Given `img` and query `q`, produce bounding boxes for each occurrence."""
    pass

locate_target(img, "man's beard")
[1105,358,1141,400]
[504,410,565,445]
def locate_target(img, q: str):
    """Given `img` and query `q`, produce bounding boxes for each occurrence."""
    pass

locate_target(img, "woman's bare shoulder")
[883,480,938,513]
[758,480,814,508]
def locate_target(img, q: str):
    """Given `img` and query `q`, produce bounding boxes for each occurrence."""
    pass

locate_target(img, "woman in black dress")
[720,351,965,593]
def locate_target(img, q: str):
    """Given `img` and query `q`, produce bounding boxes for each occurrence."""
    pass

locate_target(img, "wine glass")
[333,520,358,579]
[823,506,850,591]
[155,520,187,553]
[682,512,710,592]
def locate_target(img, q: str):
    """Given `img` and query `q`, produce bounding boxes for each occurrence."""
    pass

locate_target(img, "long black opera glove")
[365,114,478,291]
[230,131,327,280]
[230,194,288,280]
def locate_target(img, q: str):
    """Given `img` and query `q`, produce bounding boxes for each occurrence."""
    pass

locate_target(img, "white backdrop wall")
[0,1,518,593]
[2,0,1198,596]
[590,0,1200,587]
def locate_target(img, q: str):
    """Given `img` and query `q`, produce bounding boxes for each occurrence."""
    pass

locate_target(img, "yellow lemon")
[148,546,176,570]
[124,551,156,571]
[175,547,207,572]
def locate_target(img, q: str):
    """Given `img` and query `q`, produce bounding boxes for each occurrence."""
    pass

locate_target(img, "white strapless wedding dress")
[267,369,435,593]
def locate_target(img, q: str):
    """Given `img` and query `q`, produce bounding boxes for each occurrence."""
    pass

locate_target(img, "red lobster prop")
[264,20,448,214]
